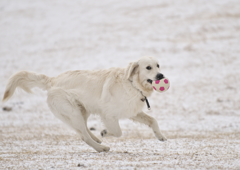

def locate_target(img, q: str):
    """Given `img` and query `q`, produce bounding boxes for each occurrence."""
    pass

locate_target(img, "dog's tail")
[2,71,52,102]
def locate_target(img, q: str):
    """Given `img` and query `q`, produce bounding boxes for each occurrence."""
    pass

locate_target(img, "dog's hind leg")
[79,106,102,144]
[87,124,102,144]
[47,88,109,152]
[131,112,167,141]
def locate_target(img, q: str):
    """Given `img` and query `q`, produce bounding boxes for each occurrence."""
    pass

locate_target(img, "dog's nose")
[156,73,164,80]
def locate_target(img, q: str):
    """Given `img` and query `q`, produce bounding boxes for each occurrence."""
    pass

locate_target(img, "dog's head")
[125,56,164,89]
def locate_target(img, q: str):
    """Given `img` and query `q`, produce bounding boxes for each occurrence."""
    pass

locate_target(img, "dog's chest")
[115,86,146,119]
[122,96,145,118]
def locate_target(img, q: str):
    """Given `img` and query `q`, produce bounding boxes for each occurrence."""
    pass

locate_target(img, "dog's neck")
[129,74,153,97]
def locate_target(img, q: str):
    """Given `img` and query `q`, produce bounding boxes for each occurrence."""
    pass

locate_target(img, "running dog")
[2,56,167,152]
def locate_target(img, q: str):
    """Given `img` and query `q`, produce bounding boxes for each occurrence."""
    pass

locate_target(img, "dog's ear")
[125,62,139,80]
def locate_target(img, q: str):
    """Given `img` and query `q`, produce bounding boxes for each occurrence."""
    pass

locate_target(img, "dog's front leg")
[101,118,122,138]
[131,112,167,141]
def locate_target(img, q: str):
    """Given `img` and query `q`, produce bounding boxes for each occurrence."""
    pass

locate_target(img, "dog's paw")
[103,146,110,152]
[158,136,167,142]
[95,145,110,152]
[101,129,107,137]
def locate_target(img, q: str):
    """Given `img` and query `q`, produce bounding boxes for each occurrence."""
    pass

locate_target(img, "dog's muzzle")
[147,74,164,84]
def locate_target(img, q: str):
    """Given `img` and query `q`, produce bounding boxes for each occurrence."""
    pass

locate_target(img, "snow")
[1,0,240,169]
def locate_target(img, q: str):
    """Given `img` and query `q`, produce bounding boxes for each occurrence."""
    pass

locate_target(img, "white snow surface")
[0,0,240,169]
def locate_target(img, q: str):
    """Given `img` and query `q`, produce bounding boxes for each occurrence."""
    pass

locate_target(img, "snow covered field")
[1,0,240,169]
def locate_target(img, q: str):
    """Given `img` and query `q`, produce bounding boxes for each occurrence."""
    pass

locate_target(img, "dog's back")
[2,68,124,104]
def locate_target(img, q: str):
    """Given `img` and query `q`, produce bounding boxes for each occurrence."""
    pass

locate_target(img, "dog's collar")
[128,79,151,110]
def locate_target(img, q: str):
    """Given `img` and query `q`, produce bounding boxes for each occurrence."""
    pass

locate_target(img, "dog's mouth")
[147,79,153,84]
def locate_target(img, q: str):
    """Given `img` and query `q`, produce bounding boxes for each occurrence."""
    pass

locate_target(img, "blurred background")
[0,0,240,169]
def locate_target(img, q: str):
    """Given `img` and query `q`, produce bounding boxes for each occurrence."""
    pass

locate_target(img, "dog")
[2,56,167,152]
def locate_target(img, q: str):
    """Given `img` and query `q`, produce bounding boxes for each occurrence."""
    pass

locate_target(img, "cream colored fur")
[2,56,167,152]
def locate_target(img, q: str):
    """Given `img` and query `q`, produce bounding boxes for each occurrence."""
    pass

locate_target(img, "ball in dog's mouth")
[152,77,170,93]
[147,79,153,84]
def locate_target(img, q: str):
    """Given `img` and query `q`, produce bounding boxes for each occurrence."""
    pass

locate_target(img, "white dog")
[2,56,167,152]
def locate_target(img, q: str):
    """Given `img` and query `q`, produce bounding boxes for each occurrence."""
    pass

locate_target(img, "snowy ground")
[1,0,240,169]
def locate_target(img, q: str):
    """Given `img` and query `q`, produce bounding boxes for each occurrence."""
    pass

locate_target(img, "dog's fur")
[2,56,167,152]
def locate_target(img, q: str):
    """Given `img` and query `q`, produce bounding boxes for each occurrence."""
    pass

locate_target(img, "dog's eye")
[157,64,159,68]
[146,66,151,70]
